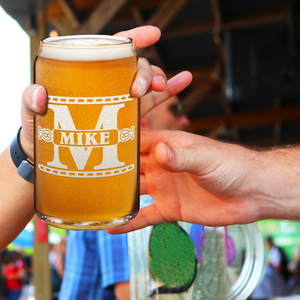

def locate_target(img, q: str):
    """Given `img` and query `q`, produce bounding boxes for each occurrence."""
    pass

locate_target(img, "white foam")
[38,35,136,61]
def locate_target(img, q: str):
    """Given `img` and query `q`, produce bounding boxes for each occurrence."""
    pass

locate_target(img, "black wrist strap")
[10,127,28,168]
[10,127,34,184]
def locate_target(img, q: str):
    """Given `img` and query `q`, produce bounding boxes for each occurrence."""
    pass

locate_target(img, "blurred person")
[286,248,300,295]
[266,236,290,283]
[0,249,9,300]
[250,265,289,299]
[59,95,190,300]
[50,239,66,300]
[140,95,189,131]
[21,251,33,300]
[3,251,25,300]
[287,260,300,295]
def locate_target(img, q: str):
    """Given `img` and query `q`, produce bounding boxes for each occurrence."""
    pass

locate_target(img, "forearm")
[250,147,300,222]
[55,255,64,278]
[0,145,34,250]
[114,281,130,300]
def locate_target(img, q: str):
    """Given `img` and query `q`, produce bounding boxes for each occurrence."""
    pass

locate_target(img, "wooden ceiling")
[2,0,300,147]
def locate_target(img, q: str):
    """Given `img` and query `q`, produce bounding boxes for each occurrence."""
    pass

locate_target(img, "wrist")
[256,148,300,221]
[10,127,34,184]
[19,128,34,162]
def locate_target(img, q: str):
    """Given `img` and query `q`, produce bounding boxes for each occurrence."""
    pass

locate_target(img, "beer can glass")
[34,35,139,230]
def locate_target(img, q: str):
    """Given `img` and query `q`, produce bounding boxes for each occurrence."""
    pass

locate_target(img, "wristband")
[10,127,34,184]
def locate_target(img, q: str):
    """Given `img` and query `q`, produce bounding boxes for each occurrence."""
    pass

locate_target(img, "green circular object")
[149,222,197,290]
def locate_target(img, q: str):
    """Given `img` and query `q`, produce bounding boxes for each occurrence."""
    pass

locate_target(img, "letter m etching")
[47,104,125,171]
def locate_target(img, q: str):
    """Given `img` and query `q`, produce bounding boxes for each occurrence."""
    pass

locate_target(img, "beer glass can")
[34,35,139,230]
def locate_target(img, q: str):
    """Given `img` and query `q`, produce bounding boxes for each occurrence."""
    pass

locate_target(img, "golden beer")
[34,35,139,230]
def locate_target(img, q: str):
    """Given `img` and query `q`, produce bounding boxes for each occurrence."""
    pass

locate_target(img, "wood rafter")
[183,83,216,114]
[137,0,189,59]
[166,67,215,84]
[76,0,128,34]
[145,0,190,30]
[273,98,282,144]
[187,104,300,133]
[210,0,222,31]
[57,0,80,29]
[162,6,289,40]
[131,7,165,68]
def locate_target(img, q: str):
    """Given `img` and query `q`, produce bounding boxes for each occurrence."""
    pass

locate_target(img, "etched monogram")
[38,94,136,178]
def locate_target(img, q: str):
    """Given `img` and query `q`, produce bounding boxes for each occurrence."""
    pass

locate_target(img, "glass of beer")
[34,35,139,230]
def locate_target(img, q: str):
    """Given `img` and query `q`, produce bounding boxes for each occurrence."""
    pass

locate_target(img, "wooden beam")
[162,19,215,40]
[225,6,288,29]
[166,67,215,83]
[76,0,128,34]
[52,15,76,35]
[26,3,51,299]
[34,217,51,300]
[131,7,166,69]
[183,83,216,114]
[131,6,144,25]
[124,0,166,11]
[57,0,80,29]
[210,0,222,30]
[146,0,190,31]
[138,0,189,58]
[162,6,289,40]
[273,98,282,144]
[187,104,300,132]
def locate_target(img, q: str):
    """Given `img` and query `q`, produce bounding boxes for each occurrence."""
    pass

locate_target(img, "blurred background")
[1,0,300,299]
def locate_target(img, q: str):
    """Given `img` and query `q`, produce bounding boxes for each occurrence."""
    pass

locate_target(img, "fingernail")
[165,144,174,163]
[157,75,166,88]
[137,78,148,96]
[32,87,42,112]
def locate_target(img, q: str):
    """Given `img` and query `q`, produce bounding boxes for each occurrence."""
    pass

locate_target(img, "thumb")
[20,84,47,160]
[154,142,202,174]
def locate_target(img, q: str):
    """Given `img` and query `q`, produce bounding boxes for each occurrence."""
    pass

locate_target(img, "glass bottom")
[35,210,139,230]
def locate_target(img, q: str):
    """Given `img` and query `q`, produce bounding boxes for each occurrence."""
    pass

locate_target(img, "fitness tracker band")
[10,127,34,184]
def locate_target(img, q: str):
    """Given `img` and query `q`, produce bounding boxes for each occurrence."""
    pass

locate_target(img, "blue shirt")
[250,265,289,299]
[59,230,129,300]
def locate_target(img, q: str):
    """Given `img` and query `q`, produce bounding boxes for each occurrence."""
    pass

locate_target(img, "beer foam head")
[39,35,136,61]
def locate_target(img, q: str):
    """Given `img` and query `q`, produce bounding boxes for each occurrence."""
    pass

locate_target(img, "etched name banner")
[37,94,136,178]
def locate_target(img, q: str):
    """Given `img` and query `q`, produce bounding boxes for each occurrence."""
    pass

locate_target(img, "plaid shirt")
[59,230,129,300]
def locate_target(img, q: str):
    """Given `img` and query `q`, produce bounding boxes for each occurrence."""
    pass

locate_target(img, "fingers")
[116,26,192,117]
[106,203,167,234]
[21,84,47,118]
[140,71,192,117]
[149,65,168,93]
[20,84,47,159]
[141,129,210,175]
[131,59,167,99]
[140,171,148,195]
[154,143,203,174]
[140,130,186,155]
[114,26,161,50]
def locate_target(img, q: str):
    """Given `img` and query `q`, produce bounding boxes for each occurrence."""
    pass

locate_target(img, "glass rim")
[41,34,133,48]
[227,223,266,300]
[38,34,136,61]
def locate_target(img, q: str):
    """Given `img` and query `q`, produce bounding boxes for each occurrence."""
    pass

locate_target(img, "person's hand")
[107,130,300,234]
[19,25,192,160]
